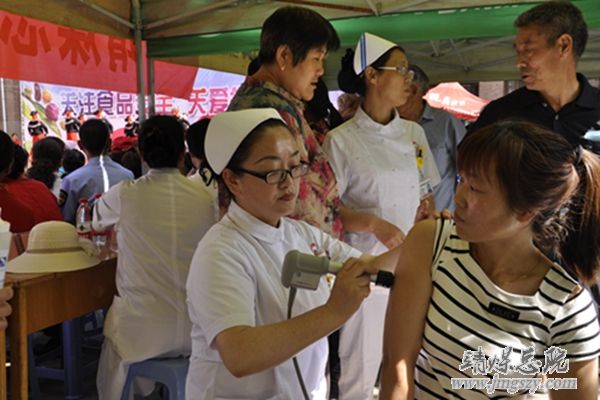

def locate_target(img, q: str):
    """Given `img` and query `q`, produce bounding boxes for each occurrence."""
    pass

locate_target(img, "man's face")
[514,24,563,91]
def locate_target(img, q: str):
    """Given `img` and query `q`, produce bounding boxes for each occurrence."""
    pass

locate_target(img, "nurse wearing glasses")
[185,109,401,399]
[323,33,441,400]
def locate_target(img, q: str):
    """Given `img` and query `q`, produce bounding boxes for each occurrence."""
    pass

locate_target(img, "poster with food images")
[20,68,245,145]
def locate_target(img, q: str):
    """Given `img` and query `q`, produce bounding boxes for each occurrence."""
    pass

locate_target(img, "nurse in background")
[185,109,401,399]
[323,33,440,400]
[186,118,219,222]
[93,116,215,399]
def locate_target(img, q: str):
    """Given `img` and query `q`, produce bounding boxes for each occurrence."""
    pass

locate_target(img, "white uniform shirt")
[93,168,215,400]
[325,107,440,400]
[189,173,219,223]
[325,106,440,255]
[186,201,361,400]
[51,172,61,199]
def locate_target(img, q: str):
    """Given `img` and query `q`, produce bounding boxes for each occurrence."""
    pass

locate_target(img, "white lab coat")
[93,168,216,400]
[324,107,440,400]
[185,201,361,399]
[188,173,220,222]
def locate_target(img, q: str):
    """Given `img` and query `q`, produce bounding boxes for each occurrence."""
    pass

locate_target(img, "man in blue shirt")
[397,65,466,211]
[59,119,133,224]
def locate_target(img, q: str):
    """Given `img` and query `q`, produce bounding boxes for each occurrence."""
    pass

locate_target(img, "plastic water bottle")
[91,194,112,259]
[75,198,92,240]
[0,208,11,286]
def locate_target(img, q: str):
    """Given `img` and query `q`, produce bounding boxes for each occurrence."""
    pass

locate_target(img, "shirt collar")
[420,102,435,122]
[246,76,305,111]
[515,73,596,109]
[147,168,181,176]
[353,105,403,133]
[226,200,285,244]
[86,156,101,165]
[574,73,597,109]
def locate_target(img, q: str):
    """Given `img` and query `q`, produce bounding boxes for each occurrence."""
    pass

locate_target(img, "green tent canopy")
[1,0,598,82]
[147,0,600,58]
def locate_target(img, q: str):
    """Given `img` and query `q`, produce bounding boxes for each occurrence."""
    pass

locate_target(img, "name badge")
[489,302,520,321]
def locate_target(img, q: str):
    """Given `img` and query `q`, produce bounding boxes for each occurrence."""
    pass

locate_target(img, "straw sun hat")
[7,221,100,273]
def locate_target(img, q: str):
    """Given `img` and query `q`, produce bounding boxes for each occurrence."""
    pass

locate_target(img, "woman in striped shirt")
[381,120,600,399]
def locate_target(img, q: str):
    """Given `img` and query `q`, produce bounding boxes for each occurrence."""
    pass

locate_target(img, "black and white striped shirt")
[416,220,600,399]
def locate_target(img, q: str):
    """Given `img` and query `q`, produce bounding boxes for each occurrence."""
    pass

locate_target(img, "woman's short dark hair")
[139,115,185,169]
[337,46,405,97]
[7,145,28,180]
[258,7,340,66]
[27,136,65,189]
[459,120,600,284]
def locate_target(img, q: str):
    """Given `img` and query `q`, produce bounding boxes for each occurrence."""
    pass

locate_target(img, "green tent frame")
[147,0,600,58]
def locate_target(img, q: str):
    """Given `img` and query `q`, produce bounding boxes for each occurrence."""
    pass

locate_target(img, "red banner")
[0,10,196,99]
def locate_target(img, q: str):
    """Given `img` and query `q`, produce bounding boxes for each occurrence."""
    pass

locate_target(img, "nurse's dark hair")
[459,120,600,284]
[258,7,340,66]
[139,115,185,168]
[186,118,210,161]
[186,118,213,186]
[337,46,405,97]
[514,1,587,60]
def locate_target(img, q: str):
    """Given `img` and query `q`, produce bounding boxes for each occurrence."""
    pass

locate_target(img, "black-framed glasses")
[233,162,310,185]
[376,66,415,80]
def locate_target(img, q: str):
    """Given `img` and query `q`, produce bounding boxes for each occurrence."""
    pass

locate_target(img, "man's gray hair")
[515,1,587,60]
[409,64,430,95]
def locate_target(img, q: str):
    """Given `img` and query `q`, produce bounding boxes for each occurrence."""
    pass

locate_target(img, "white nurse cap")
[353,32,398,75]
[205,108,285,175]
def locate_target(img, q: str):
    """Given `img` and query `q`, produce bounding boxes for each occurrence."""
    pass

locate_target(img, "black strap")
[431,219,451,267]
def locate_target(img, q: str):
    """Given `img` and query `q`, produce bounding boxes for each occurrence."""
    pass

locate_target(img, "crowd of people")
[1,1,600,399]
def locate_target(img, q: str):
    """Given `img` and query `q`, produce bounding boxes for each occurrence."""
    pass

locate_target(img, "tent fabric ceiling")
[147,1,576,57]
[1,0,547,42]
[1,0,599,83]
[0,0,131,38]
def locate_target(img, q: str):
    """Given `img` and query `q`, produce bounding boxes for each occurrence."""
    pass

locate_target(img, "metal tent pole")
[147,57,155,117]
[132,0,145,123]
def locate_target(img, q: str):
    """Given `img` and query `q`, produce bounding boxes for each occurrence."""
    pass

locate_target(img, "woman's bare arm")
[380,220,436,400]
